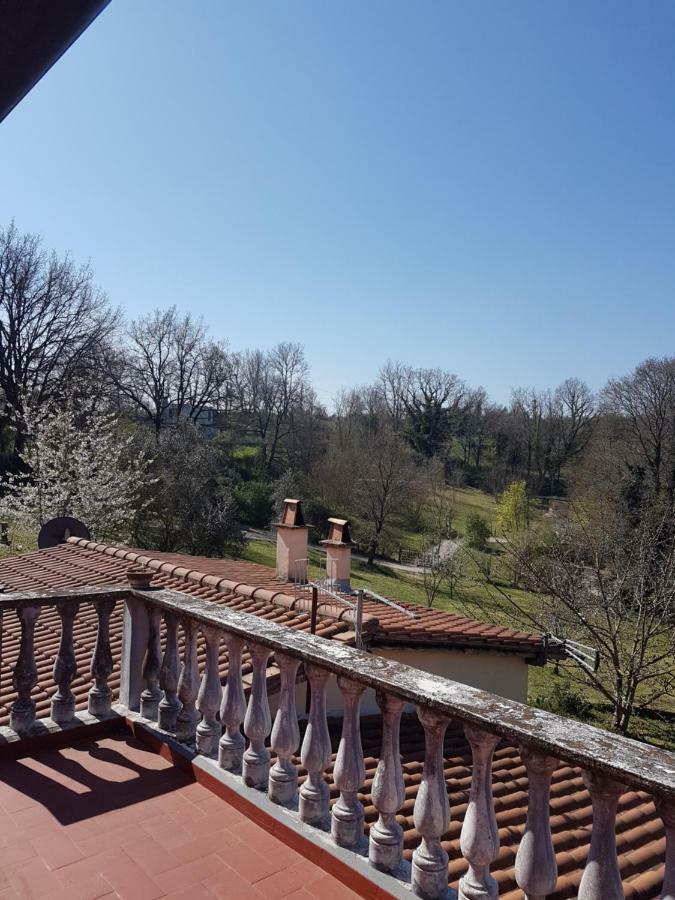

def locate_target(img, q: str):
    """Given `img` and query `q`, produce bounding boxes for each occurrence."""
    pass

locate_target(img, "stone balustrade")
[1,582,675,899]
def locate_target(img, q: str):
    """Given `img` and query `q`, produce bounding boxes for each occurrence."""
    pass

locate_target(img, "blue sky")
[2,0,674,407]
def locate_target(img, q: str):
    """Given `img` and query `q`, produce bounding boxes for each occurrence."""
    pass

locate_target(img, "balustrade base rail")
[0,708,123,758]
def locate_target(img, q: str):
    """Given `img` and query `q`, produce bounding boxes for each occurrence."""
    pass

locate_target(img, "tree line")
[1,223,674,557]
[2,223,675,736]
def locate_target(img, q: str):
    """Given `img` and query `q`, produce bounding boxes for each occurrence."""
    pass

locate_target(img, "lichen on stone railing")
[1,579,674,900]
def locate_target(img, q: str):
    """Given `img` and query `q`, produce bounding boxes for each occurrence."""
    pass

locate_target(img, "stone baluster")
[10,605,41,733]
[176,618,200,743]
[515,747,559,900]
[412,707,451,900]
[218,634,246,770]
[578,771,626,900]
[51,600,79,724]
[332,676,367,849]
[459,726,500,900]
[369,692,405,872]
[299,663,332,826]
[88,598,116,716]
[269,652,301,804]
[140,605,162,721]
[196,625,222,756]
[158,612,180,731]
[657,800,675,900]
[242,642,272,788]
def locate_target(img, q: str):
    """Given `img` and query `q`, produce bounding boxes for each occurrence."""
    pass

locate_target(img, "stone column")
[369,691,405,872]
[88,598,116,716]
[158,612,181,731]
[51,600,79,724]
[196,625,222,757]
[299,663,332,826]
[578,771,626,900]
[175,618,200,743]
[411,707,451,900]
[515,747,559,900]
[10,605,41,733]
[218,634,246,770]
[242,643,272,788]
[331,676,366,849]
[458,726,500,900]
[269,652,301,804]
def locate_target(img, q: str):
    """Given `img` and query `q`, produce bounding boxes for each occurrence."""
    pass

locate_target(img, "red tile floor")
[0,734,361,899]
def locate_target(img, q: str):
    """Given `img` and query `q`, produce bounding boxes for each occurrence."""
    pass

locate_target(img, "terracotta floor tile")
[304,875,362,899]
[121,835,182,877]
[57,848,130,887]
[10,805,59,839]
[31,830,84,870]
[6,858,56,898]
[202,865,265,899]
[99,850,165,900]
[254,860,330,900]
[0,839,38,868]
[164,887,217,900]
[154,853,225,893]
[142,813,194,850]
[216,843,285,885]
[49,873,116,900]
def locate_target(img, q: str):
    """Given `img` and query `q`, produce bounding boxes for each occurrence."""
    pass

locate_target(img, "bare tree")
[236,342,310,473]
[0,223,118,465]
[355,428,417,564]
[377,360,409,433]
[489,501,675,734]
[602,357,675,497]
[109,307,231,439]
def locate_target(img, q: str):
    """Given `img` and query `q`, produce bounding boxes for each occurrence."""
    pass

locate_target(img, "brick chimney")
[320,517,353,592]
[275,499,309,583]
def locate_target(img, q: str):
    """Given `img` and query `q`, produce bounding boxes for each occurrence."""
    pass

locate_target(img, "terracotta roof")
[64,539,551,658]
[0,542,351,726]
[0,536,550,725]
[325,714,665,900]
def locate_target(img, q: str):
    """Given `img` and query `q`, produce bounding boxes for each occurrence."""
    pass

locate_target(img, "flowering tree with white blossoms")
[0,399,151,543]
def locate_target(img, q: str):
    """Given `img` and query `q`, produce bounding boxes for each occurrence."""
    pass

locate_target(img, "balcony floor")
[0,733,361,900]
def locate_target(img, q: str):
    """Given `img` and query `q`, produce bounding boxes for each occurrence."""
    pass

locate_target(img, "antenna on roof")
[37,516,90,549]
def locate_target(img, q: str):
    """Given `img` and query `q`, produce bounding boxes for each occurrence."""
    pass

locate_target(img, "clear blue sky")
[2,0,675,407]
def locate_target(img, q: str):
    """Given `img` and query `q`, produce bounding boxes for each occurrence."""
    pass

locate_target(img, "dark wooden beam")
[0,0,111,124]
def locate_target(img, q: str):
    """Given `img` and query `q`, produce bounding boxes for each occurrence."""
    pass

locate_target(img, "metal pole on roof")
[305,585,319,715]
[355,589,364,651]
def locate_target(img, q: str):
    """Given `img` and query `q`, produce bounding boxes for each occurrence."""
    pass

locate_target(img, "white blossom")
[0,399,152,542]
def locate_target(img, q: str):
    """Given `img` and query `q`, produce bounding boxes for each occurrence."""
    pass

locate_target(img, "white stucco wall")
[272,645,530,718]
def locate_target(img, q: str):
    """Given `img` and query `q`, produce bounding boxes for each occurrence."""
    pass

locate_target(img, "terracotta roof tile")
[64,540,549,655]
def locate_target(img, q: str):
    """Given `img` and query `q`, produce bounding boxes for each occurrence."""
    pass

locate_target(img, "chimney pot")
[320,517,353,592]
[275,499,310,583]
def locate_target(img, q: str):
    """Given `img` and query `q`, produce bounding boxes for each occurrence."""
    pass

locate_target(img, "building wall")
[276,645,530,719]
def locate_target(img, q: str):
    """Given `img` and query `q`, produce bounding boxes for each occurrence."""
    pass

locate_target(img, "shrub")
[534,682,594,722]
[235,480,273,528]
[465,512,491,551]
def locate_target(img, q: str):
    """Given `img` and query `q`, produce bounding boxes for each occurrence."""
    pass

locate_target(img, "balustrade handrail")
[126,585,675,801]
[2,583,675,802]
[0,585,128,607]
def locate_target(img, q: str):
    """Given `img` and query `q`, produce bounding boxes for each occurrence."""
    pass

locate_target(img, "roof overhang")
[0,0,111,124]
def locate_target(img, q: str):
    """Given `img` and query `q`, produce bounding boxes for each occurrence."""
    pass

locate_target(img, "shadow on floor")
[0,732,195,825]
